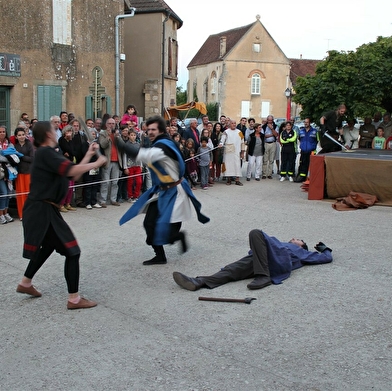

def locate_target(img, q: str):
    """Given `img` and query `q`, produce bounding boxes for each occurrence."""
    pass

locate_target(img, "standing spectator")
[244,117,255,142]
[371,112,382,129]
[0,125,14,224]
[117,126,130,203]
[372,127,386,149]
[183,119,200,151]
[170,117,184,138]
[296,118,318,182]
[279,121,297,182]
[219,115,227,131]
[246,123,264,181]
[197,136,213,190]
[50,116,62,141]
[58,125,76,212]
[380,112,392,140]
[261,115,279,179]
[236,117,247,138]
[59,111,68,130]
[342,119,360,149]
[70,119,88,208]
[125,129,142,202]
[211,122,223,181]
[82,129,102,210]
[99,118,123,206]
[219,119,245,186]
[185,149,198,190]
[16,120,107,309]
[14,127,34,220]
[359,117,376,148]
[197,115,209,135]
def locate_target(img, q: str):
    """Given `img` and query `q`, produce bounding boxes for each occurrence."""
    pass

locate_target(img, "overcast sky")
[167,0,392,88]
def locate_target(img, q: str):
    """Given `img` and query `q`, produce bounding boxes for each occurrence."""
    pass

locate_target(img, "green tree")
[176,86,187,105]
[293,36,392,123]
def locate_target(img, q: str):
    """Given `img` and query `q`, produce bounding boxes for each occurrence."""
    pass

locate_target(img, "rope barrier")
[0,144,224,199]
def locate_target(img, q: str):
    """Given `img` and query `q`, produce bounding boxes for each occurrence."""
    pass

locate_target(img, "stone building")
[0,0,129,131]
[187,16,291,121]
[122,0,182,119]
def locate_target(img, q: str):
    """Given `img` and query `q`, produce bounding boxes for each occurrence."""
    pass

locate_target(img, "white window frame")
[53,0,72,45]
[251,73,261,95]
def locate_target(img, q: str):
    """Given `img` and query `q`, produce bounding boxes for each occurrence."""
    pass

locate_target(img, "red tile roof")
[188,23,254,67]
[127,0,183,28]
[289,59,321,85]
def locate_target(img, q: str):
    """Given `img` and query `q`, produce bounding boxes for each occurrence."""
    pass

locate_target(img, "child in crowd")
[197,136,213,190]
[120,104,139,131]
[185,149,198,190]
[372,127,386,149]
[125,129,142,202]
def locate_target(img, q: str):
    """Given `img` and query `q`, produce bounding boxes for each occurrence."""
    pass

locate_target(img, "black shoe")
[143,256,167,265]
[261,176,266,179]
[247,276,271,290]
[255,178,260,181]
[267,176,273,179]
[246,178,250,181]
[173,272,204,291]
[76,202,86,208]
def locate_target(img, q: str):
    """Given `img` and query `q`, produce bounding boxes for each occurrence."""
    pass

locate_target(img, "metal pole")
[115,9,136,116]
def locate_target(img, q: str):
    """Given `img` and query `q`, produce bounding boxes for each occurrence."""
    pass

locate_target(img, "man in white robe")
[219,119,245,185]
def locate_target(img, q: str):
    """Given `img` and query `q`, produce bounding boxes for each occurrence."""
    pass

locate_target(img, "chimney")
[219,36,227,57]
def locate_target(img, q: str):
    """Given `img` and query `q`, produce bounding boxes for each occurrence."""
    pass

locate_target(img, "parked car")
[178,117,202,129]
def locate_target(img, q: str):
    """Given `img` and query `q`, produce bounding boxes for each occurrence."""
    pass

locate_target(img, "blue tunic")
[119,137,209,245]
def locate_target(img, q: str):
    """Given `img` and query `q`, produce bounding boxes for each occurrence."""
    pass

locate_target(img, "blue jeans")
[200,165,209,187]
[0,179,10,210]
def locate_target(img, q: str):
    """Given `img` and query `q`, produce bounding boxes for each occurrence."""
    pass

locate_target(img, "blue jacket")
[299,127,318,153]
[250,232,333,284]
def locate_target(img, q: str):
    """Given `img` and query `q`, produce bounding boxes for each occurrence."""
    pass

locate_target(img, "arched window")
[210,72,217,95]
[251,73,261,95]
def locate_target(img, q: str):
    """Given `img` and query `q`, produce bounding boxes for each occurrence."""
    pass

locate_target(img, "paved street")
[1,173,391,390]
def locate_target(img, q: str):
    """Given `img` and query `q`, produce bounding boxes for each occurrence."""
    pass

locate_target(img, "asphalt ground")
[1,166,391,391]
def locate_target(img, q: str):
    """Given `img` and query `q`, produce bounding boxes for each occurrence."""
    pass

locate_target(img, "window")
[251,73,261,95]
[52,0,72,45]
[241,101,250,118]
[253,43,261,53]
[210,72,217,94]
[37,85,63,121]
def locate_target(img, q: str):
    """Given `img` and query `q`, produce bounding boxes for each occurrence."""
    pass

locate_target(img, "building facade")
[0,0,129,131]
[187,16,291,121]
[122,0,182,119]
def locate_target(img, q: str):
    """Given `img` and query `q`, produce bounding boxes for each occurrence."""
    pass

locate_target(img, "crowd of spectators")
[1,109,391,224]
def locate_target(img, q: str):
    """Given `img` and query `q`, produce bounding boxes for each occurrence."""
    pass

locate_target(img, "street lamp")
[285,87,292,121]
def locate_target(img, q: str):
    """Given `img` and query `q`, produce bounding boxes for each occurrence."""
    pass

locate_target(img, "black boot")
[173,231,188,254]
[143,245,167,265]
[173,272,205,291]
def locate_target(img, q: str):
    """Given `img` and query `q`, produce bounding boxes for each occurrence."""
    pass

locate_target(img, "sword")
[323,131,350,152]
[78,116,102,157]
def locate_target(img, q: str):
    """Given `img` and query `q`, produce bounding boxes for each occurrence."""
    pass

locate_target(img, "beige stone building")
[123,0,182,119]
[0,0,183,131]
[0,0,127,131]
[187,16,292,121]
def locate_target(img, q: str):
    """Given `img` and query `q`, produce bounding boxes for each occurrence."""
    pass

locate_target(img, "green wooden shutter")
[37,85,63,120]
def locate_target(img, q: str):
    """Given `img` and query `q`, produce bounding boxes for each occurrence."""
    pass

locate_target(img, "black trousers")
[200,229,270,288]
[143,200,181,246]
[24,224,80,293]
[298,151,311,177]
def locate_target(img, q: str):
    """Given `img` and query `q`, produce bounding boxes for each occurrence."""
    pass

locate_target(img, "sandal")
[226,179,232,185]
[235,181,243,186]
